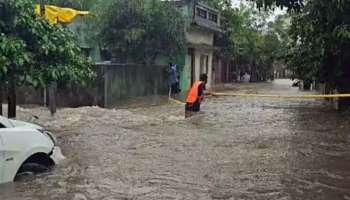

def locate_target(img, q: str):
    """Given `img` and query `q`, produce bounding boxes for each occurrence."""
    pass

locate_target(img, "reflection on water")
[1,79,350,200]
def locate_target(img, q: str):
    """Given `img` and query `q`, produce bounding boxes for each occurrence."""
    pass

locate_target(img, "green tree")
[98,0,186,64]
[251,0,303,10]
[45,0,97,10]
[0,0,94,117]
[202,0,231,10]
[215,3,288,81]
[287,1,350,100]
[253,0,350,109]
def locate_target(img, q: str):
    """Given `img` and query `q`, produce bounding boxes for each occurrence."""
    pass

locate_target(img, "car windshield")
[0,116,14,128]
[0,123,6,128]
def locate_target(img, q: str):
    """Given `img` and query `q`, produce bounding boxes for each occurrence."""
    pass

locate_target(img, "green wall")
[104,64,168,107]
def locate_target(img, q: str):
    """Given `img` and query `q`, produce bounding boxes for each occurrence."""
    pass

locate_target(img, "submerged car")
[0,116,64,184]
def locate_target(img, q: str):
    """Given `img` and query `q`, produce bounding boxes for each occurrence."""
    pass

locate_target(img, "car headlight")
[39,130,57,145]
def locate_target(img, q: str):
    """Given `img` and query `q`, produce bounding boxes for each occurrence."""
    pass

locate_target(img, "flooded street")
[1,79,350,200]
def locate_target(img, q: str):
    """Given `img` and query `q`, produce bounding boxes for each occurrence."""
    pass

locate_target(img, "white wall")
[194,50,201,81]
[193,49,214,89]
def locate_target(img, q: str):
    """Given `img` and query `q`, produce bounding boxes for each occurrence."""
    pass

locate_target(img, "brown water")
[1,79,350,200]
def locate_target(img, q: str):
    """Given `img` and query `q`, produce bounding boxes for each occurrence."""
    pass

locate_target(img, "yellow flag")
[35,5,90,24]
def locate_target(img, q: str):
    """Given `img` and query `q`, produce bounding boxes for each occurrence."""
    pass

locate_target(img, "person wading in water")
[185,74,209,118]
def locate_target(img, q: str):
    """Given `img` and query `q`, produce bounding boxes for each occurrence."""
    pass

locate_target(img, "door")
[200,54,209,75]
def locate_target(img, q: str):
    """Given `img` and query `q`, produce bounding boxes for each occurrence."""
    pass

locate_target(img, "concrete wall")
[13,84,100,108]
[13,64,169,108]
[186,29,214,45]
[179,53,192,98]
[103,64,168,107]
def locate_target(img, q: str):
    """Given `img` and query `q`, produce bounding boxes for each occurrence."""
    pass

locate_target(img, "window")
[208,12,218,23]
[196,7,207,19]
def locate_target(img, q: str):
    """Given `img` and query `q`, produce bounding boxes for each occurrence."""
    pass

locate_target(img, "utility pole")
[48,82,57,116]
[40,0,57,116]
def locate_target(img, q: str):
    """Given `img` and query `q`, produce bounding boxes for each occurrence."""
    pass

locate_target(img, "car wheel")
[18,162,50,173]
[15,153,55,182]
[15,163,50,182]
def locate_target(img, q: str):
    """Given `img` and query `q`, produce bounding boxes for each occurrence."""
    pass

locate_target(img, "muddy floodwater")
[1,79,350,200]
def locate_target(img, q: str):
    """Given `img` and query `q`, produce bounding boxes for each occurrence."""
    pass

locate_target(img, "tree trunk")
[49,81,57,116]
[40,0,45,16]
[8,79,16,118]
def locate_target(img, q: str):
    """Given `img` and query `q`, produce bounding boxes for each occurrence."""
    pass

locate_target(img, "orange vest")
[186,81,203,103]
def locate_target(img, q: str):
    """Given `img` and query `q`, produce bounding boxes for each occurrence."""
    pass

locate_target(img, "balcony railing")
[193,3,222,32]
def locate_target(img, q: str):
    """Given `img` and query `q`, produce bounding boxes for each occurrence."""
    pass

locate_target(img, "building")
[175,0,223,94]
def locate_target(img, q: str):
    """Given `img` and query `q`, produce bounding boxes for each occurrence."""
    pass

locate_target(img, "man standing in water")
[168,63,181,98]
[185,74,208,118]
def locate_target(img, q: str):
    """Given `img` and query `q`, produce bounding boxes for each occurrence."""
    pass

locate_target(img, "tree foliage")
[252,0,350,109]
[287,1,350,90]
[202,0,231,10]
[0,0,94,88]
[45,0,97,10]
[97,0,186,64]
[0,0,94,116]
[251,0,303,10]
[216,3,289,81]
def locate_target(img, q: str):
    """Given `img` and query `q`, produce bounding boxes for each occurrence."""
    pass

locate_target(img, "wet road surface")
[1,79,350,200]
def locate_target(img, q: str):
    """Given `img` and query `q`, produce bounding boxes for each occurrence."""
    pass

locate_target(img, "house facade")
[175,0,223,94]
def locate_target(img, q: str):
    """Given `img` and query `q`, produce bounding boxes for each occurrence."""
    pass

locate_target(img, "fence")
[101,64,169,107]
[14,64,169,108]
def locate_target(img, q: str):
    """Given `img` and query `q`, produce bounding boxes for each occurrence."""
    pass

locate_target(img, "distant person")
[185,74,208,118]
[168,63,181,97]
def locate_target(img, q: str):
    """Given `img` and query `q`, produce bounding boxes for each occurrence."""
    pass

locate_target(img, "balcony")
[193,3,222,32]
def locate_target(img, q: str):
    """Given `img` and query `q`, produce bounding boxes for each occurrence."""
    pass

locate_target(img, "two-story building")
[174,0,223,94]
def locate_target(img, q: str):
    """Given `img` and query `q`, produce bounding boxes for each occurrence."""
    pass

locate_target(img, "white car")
[0,116,64,184]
